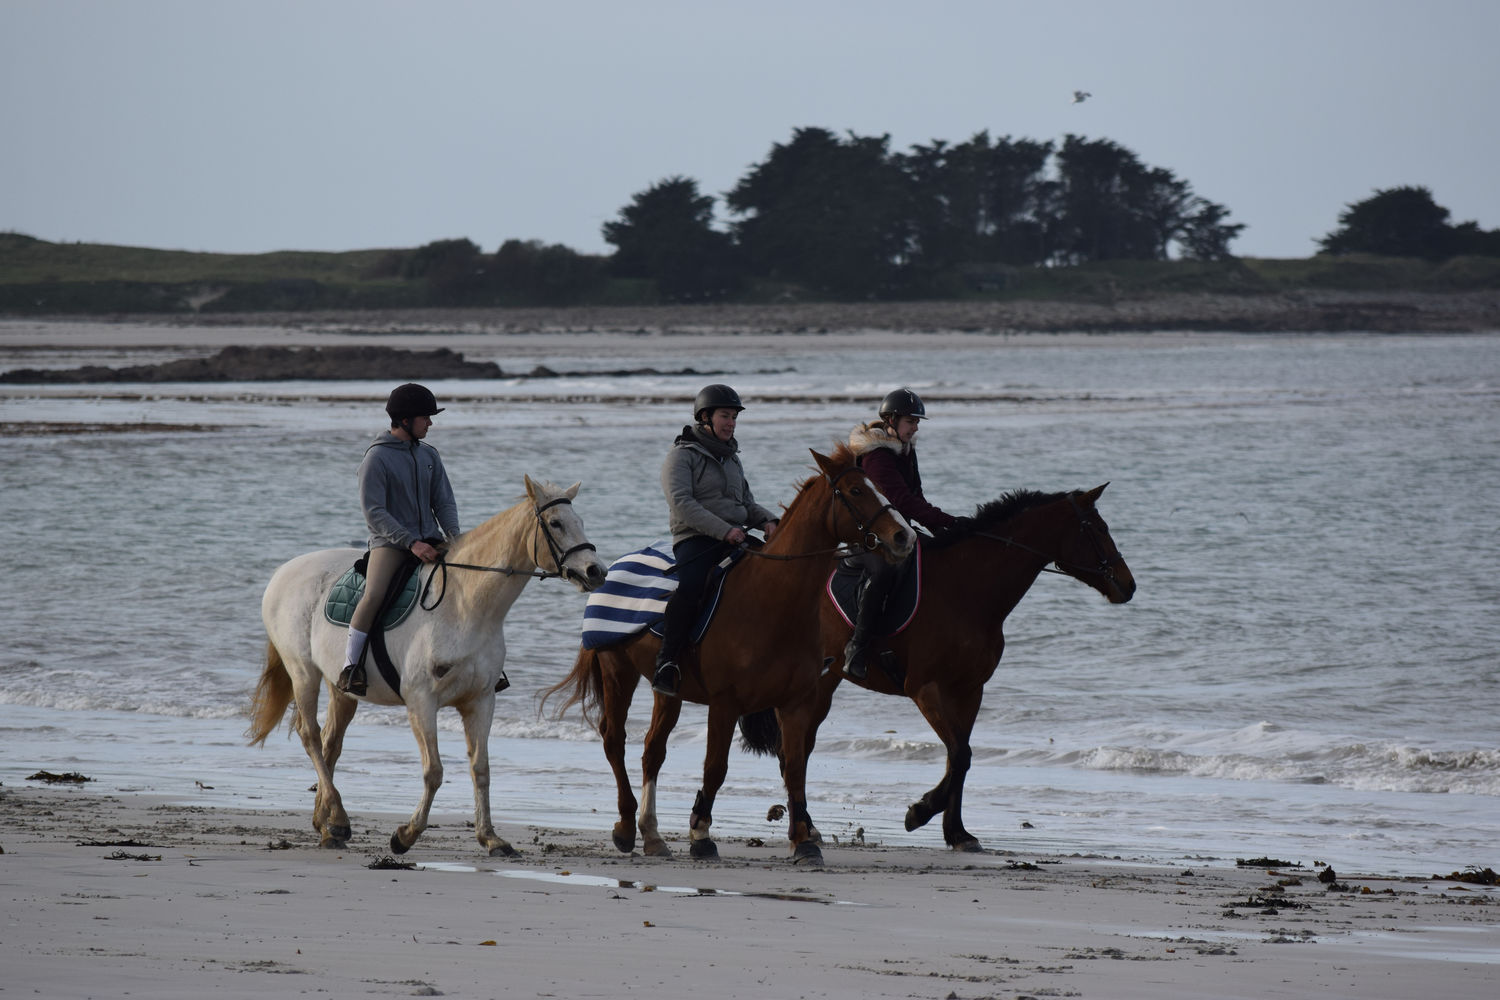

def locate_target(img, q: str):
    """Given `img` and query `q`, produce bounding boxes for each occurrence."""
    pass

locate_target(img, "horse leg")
[686,701,737,861]
[321,687,358,772]
[907,684,984,851]
[595,649,642,854]
[390,698,443,855]
[290,669,350,847]
[775,702,824,867]
[638,690,682,857]
[457,695,516,857]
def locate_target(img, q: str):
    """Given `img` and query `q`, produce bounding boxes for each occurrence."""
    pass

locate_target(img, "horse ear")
[810,449,835,475]
[1086,482,1109,502]
[523,474,538,501]
[564,481,581,500]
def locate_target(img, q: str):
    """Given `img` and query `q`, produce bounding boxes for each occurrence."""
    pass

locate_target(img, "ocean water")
[2,323,1497,877]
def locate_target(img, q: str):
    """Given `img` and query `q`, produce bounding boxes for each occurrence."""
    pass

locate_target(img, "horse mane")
[445,480,570,568]
[923,488,1068,550]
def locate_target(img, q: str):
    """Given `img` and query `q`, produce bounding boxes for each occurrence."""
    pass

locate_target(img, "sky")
[3,0,1497,260]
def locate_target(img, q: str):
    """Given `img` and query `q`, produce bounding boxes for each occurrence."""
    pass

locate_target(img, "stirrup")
[842,639,868,680]
[336,663,367,696]
[651,661,681,698]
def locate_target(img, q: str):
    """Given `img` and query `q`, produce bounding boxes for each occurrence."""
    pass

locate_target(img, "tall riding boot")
[844,562,899,680]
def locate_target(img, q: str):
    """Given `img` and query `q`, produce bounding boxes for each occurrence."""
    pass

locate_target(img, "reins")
[970,491,1125,583]
[419,496,596,610]
[734,464,903,563]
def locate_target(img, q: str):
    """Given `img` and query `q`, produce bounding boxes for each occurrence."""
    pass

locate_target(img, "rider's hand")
[411,540,440,563]
[762,519,779,541]
[724,526,748,545]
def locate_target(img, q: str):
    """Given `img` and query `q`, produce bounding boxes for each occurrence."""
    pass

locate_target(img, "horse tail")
[737,708,783,758]
[246,640,295,746]
[540,645,604,728]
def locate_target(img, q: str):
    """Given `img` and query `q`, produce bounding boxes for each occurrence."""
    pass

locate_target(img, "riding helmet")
[693,383,745,423]
[879,387,927,421]
[386,383,445,422]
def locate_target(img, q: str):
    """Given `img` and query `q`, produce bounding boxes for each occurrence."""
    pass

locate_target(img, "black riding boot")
[843,565,897,680]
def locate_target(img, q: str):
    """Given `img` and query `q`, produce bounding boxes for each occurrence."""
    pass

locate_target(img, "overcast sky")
[3,0,1496,260]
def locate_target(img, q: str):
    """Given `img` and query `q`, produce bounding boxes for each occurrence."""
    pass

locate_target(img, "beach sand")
[2,784,1495,999]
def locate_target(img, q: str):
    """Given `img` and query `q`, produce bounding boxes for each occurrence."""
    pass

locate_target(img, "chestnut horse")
[751,483,1135,851]
[544,448,914,865]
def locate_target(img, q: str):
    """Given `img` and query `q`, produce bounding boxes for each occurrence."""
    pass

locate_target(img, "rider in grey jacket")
[652,384,778,697]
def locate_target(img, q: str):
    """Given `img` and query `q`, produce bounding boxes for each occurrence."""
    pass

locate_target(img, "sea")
[2,320,1497,878]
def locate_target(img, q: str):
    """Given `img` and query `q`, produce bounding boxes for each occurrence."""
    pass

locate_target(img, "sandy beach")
[2,783,1496,999]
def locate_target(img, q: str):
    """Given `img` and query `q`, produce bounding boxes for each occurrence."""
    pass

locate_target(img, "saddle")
[323,557,422,629]
[825,542,923,636]
[323,551,426,699]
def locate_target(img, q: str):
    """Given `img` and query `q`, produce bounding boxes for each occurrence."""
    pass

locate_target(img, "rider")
[652,384,780,698]
[842,386,965,680]
[337,383,461,696]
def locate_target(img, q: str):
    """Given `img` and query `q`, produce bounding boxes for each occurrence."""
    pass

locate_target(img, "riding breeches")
[350,545,412,634]
[658,535,733,663]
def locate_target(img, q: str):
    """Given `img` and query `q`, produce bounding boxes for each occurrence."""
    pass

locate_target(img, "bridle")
[419,496,596,609]
[736,465,906,563]
[974,490,1127,589]
[827,465,904,555]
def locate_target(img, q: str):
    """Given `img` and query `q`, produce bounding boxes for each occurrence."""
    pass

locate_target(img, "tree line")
[604,128,1242,300]
[414,128,1497,306]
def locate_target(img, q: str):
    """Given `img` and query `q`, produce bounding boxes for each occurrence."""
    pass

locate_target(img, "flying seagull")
[1071,90,1091,104]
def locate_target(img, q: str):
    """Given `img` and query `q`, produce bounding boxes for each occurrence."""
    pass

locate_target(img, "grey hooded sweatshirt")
[661,425,776,545]
[358,431,461,551]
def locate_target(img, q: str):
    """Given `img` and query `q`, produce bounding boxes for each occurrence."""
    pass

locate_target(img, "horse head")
[523,475,608,592]
[1055,483,1135,603]
[812,448,915,562]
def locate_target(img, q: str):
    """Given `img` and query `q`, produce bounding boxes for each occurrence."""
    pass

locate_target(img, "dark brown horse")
[544,447,915,865]
[752,483,1135,852]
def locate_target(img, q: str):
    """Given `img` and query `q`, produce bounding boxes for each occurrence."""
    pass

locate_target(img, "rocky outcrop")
[0,345,503,384]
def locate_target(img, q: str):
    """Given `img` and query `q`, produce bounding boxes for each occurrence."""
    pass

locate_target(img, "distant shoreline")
[3,289,1500,346]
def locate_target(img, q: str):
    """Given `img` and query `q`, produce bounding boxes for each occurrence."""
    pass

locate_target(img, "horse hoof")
[319,837,346,850]
[952,838,984,853]
[327,823,352,842]
[689,838,719,861]
[487,842,518,858]
[612,830,636,854]
[791,840,824,867]
[904,804,933,832]
[642,839,673,858]
[389,833,411,855]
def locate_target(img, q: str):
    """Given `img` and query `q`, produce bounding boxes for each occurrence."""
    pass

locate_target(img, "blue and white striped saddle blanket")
[579,541,740,650]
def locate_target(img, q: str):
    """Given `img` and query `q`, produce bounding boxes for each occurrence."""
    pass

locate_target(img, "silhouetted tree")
[491,240,606,305]
[727,128,911,297]
[1320,186,1455,258]
[900,132,1055,270]
[602,176,740,301]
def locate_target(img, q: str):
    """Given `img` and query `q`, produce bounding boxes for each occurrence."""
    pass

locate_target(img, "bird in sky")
[1071,90,1091,104]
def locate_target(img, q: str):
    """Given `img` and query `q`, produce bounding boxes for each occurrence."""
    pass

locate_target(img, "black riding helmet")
[386,383,445,425]
[879,387,927,421]
[693,383,745,423]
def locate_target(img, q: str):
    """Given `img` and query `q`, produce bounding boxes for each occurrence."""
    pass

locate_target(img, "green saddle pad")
[323,565,421,629]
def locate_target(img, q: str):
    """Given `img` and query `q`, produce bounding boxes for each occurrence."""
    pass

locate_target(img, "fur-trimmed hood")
[849,419,908,457]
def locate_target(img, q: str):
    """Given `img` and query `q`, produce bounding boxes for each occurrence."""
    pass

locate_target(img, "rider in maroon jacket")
[843,387,968,679]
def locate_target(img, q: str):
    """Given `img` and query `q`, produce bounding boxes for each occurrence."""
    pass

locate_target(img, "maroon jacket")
[848,421,956,532]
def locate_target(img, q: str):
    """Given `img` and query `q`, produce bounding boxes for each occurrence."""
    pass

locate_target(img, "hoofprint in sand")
[2,785,1495,999]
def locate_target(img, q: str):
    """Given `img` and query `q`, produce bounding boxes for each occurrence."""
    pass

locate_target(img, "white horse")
[248,476,608,856]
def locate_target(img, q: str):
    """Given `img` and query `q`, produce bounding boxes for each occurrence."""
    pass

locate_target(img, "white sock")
[345,629,368,667]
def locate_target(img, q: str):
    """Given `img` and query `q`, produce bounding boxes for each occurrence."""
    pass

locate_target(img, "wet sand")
[2,784,1496,999]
